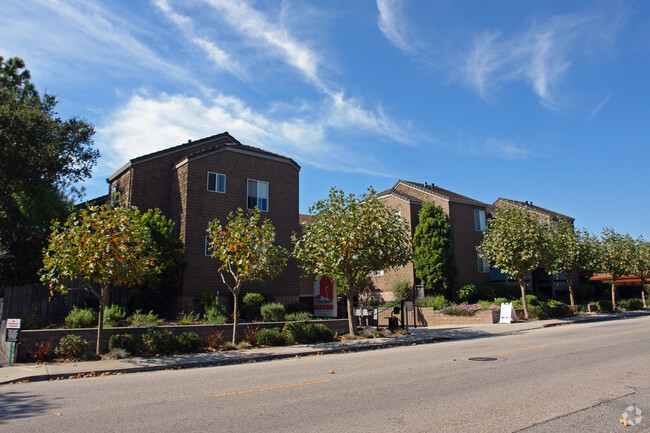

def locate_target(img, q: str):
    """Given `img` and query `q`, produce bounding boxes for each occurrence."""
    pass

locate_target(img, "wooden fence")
[1,283,128,322]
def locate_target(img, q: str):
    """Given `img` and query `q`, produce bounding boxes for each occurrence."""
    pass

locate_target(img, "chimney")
[424,182,428,187]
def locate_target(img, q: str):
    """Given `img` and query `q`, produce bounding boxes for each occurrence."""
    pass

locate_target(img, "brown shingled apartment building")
[106,132,301,311]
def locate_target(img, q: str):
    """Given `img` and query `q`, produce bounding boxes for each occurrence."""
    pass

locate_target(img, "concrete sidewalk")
[1,312,647,385]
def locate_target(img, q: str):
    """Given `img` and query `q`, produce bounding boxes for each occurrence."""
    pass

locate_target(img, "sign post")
[499,303,518,324]
[6,318,21,366]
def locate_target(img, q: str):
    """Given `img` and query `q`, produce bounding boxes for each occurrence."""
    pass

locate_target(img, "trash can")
[388,316,399,332]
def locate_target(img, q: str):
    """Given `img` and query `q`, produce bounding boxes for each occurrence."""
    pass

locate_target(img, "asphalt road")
[2,316,649,432]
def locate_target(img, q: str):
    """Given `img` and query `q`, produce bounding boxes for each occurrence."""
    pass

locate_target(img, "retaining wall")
[1,319,349,362]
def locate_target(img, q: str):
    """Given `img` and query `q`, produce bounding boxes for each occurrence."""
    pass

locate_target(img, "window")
[477,253,490,273]
[474,209,486,231]
[372,270,384,277]
[247,180,269,212]
[207,172,226,193]
[205,236,212,257]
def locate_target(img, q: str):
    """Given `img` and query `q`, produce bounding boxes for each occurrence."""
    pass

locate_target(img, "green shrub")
[618,299,630,310]
[256,327,287,346]
[56,334,89,359]
[204,331,223,349]
[203,304,227,324]
[222,341,238,350]
[128,310,163,327]
[547,301,571,318]
[106,348,130,359]
[476,285,495,301]
[28,339,56,362]
[285,311,313,321]
[415,295,449,309]
[237,341,252,349]
[392,280,412,301]
[177,311,201,325]
[526,295,540,306]
[108,333,142,355]
[456,284,477,303]
[528,305,549,319]
[194,292,219,316]
[281,322,333,344]
[261,302,285,321]
[21,313,42,330]
[141,328,179,355]
[494,297,508,306]
[242,292,266,319]
[440,304,481,316]
[65,306,98,328]
[596,300,614,313]
[627,299,644,310]
[103,304,126,327]
[176,332,202,353]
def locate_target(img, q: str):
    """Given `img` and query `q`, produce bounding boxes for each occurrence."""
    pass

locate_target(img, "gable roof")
[490,198,574,222]
[377,179,488,207]
[107,132,299,182]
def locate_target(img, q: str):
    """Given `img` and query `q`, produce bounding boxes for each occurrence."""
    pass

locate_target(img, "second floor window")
[207,172,226,193]
[474,209,486,231]
[247,179,269,212]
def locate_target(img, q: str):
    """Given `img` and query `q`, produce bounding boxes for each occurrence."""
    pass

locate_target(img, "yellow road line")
[215,380,332,397]
[499,346,546,356]
[625,329,650,335]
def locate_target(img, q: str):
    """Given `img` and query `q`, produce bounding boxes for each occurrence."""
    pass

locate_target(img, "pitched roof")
[107,132,299,182]
[377,179,488,206]
[490,198,574,222]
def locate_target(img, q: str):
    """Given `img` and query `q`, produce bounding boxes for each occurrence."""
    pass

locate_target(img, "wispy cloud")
[591,93,611,118]
[461,11,626,109]
[154,0,246,79]
[484,139,534,160]
[97,92,392,176]
[377,0,417,55]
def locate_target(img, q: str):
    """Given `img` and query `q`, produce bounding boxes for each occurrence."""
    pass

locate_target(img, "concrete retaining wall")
[415,308,500,326]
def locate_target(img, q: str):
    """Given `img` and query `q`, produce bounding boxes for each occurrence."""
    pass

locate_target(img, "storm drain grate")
[468,357,498,362]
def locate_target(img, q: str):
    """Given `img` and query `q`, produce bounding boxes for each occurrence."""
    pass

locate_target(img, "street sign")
[7,318,21,329]
[405,301,414,312]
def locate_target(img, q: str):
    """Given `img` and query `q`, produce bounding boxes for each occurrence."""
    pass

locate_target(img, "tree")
[412,202,455,296]
[628,236,650,309]
[547,221,600,312]
[292,187,412,335]
[128,208,186,316]
[207,208,288,344]
[40,202,156,354]
[477,204,552,319]
[599,228,634,311]
[1,56,98,288]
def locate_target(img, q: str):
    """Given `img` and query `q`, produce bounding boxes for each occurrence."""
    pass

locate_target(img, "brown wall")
[448,201,491,288]
[177,149,300,310]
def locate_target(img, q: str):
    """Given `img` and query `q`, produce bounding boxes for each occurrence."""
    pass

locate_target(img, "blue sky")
[2,0,649,238]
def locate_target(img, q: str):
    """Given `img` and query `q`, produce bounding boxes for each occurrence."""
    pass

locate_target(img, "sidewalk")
[2,311,648,385]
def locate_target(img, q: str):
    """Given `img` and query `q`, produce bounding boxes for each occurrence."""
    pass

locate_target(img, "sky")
[2,0,649,238]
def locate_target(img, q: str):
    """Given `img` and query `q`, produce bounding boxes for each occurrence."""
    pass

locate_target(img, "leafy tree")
[129,208,186,316]
[207,208,288,344]
[599,228,634,311]
[413,202,455,296]
[548,221,600,312]
[628,236,650,309]
[1,56,98,288]
[292,187,412,335]
[40,202,156,354]
[477,204,552,319]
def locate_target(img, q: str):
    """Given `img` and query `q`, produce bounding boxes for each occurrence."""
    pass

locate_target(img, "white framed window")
[372,270,384,277]
[474,209,486,231]
[247,179,269,212]
[207,172,226,193]
[477,253,490,273]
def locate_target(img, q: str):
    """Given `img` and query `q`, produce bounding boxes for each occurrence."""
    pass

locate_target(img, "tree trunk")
[231,290,239,344]
[611,280,617,312]
[346,295,357,335]
[96,285,109,355]
[519,278,529,319]
[567,274,576,314]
